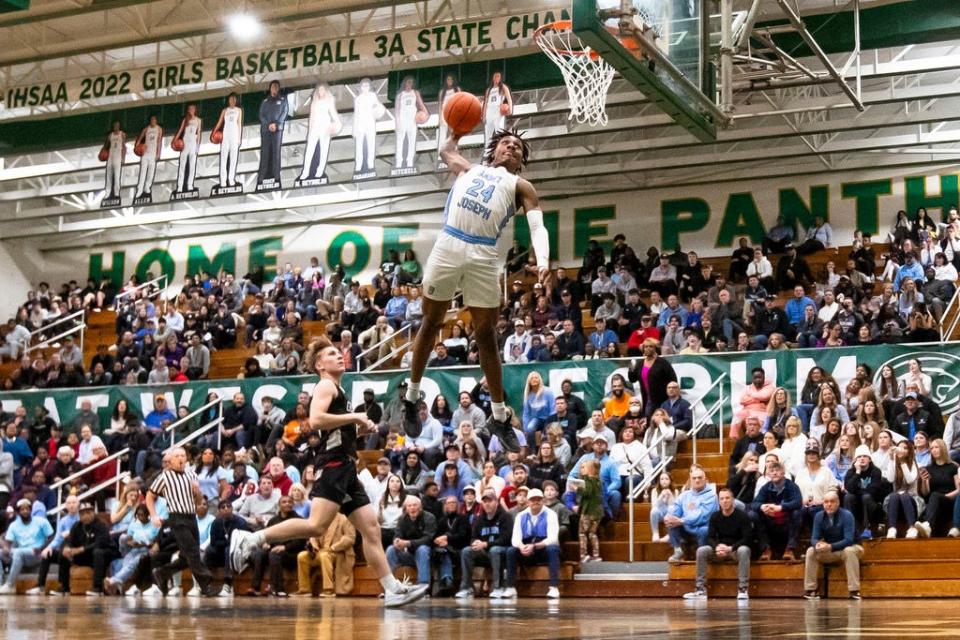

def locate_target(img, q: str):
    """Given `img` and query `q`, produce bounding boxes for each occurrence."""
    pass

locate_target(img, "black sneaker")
[849,590,861,600]
[152,569,170,596]
[803,590,820,600]
[402,399,422,438]
[486,412,520,453]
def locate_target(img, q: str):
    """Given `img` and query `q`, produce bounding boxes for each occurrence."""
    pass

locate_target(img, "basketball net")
[535,21,615,127]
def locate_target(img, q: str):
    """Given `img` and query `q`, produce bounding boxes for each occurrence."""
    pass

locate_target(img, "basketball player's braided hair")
[482,128,531,169]
[302,336,334,373]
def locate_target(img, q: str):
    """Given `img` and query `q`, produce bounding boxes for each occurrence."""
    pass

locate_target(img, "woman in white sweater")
[885,440,922,538]
[871,429,897,482]
[779,416,809,478]
[793,439,838,522]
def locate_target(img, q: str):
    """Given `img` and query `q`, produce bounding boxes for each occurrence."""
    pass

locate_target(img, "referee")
[147,447,213,596]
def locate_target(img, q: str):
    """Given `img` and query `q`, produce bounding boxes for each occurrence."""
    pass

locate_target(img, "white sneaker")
[125,585,140,597]
[25,586,44,596]
[546,586,560,599]
[668,547,684,563]
[0,583,16,595]
[683,589,707,600]
[949,527,960,538]
[454,589,473,599]
[580,555,590,564]
[905,527,919,539]
[85,590,103,597]
[167,587,181,598]
[142,585,163,597]
[500,587,518,599]
[383,582,430,608]
[651,534,660,543]
[217,584,233,598]
[229,530,258,573]
[737,588,749,601]
[886,527,898,539]
[915,521,932,538]
[186,585,202,597]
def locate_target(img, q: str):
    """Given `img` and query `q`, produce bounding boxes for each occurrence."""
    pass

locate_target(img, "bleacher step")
[574,561,668,581]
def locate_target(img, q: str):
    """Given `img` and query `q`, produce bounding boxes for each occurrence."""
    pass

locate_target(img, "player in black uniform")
[229,337,429,607]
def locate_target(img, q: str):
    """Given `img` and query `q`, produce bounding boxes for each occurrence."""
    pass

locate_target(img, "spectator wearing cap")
[555,288,583,335]
[567,435,622,518]
[54,501,114,596]
[456,488,514,599]
[0,498,53,593]
[843,445,888,540]
[893,392,932,441]
[434,494,471,595]
[795,439,838,521]
[58,336,83,368]
[626,314,660,355]
[803,489,864,600]
[505,488,561,598]
[144,394,176,436]
[590,266,618,315]
[502,320,530,362]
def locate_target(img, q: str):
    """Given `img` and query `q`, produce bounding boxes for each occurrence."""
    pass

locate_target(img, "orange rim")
[534,19,636,61]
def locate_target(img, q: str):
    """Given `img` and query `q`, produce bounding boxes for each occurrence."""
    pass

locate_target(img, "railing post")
[628,474,635,563]
[56,486,62,526]
[217,401,223,451]
[115,459,122,500]
[720,386,726,457]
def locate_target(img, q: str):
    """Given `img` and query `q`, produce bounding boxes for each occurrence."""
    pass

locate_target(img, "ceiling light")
[226,13,262,40]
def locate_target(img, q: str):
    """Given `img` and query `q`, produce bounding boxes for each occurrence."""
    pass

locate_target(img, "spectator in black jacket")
[891,392,932,441]
[556,320,585,359]
[890,387,943,440]
[433,495,471,595]
[246,495,305,596]
[456,488,514,599]
[386,495,436,586]
[750,461,803,561]
[728,417,766,478]
[53,502,114,595]
[210,304,237,350]
[221,392,259,450]
[559,380,589,431]
[683,487,753,600]
[843,445,890,540]
[660,381,692,433]
[628,339,677,420]
[204,500,250,596]
[752,295,793,348]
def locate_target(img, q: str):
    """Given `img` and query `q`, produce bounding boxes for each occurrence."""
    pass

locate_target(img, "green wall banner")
[2,343,956,431]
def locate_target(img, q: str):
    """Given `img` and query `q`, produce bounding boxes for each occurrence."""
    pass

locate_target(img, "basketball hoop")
[535,20,616,127]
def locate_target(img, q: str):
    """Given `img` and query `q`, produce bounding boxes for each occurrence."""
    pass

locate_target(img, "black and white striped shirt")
[150,468,199,515]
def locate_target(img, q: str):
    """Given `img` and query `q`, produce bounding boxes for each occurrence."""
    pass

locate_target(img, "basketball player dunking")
[401,128,549,451]
[229,338,429,607]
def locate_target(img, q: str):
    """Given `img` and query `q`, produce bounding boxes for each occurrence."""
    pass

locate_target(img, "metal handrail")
[50,447,130,491]
[114,274,169,308]
[366,327,414,371]
[686,373,728,462]
[51,446,130,523]
[165,397,221,434]
[627,454,673,563]
[165,417,224,452]
[940,284,960,343]
[358,322,410,360]
[49,472,131,517]
[24,309,86,357]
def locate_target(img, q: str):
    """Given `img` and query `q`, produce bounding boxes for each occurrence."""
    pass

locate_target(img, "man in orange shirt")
[603,374,633,421]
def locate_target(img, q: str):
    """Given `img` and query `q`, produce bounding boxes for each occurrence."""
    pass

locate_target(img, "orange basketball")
[443,92,482,135]
[134,143,146,157]
[171,137,184,152]
[97,148,109,162]
[211,130,223,144]
[499,102,512,116]
[415,109,429,125]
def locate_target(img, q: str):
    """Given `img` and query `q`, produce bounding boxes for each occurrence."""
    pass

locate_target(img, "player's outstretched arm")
[518,178,550,283]
[439,132,472,177]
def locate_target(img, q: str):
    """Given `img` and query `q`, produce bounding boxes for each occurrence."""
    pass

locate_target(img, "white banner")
[1,8,567,115]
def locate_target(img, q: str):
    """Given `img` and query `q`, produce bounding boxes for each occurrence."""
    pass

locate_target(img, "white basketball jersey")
[223,107,241,134]
[398,90,418,118]
[310,96,334,126]
[183,118,200,147]
[442,164,518,248]
[485,88,502,117]
[108,131,123,153]
[143,126,160,154]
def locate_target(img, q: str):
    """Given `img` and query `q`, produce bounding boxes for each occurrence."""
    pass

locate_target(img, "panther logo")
[873,351,960,415]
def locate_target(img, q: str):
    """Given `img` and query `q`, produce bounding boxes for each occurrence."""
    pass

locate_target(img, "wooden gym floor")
[3,597,958,639]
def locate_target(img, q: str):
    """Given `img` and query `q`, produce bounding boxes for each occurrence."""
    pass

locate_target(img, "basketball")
[133,143,145,157]
[97,148,109,162]
[211,130,223,144]
[443,92,482,135]
[415,109,429,125]
[499,102,512,116]
[171,137,184,152]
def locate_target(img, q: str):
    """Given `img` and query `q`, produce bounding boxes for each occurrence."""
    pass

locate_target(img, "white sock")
[405,382,420,404]
[252,531,266,546]
[492,402,508,421]
[380,575,403,593]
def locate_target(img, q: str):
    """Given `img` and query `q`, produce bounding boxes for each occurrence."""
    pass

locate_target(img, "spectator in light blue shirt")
[385,287,408,330]
[197,498,216,550]
[784,285,817,326]
[412,402,444,469]
[894,252,925,292]
[657,295,689,328]
[588,318,619,352]
[45,495,81,554]
[1,499,53,592]
[105,504,159,593]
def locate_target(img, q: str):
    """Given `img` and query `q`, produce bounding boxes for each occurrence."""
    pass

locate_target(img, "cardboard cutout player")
[102,121,126,201]
[393,75,426,171]
[213,92,244,188]
[173,104,202,194]
[297,83,341,185]
[351,77,386,179]
[257,80,288,188]
[134,116,162,200]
